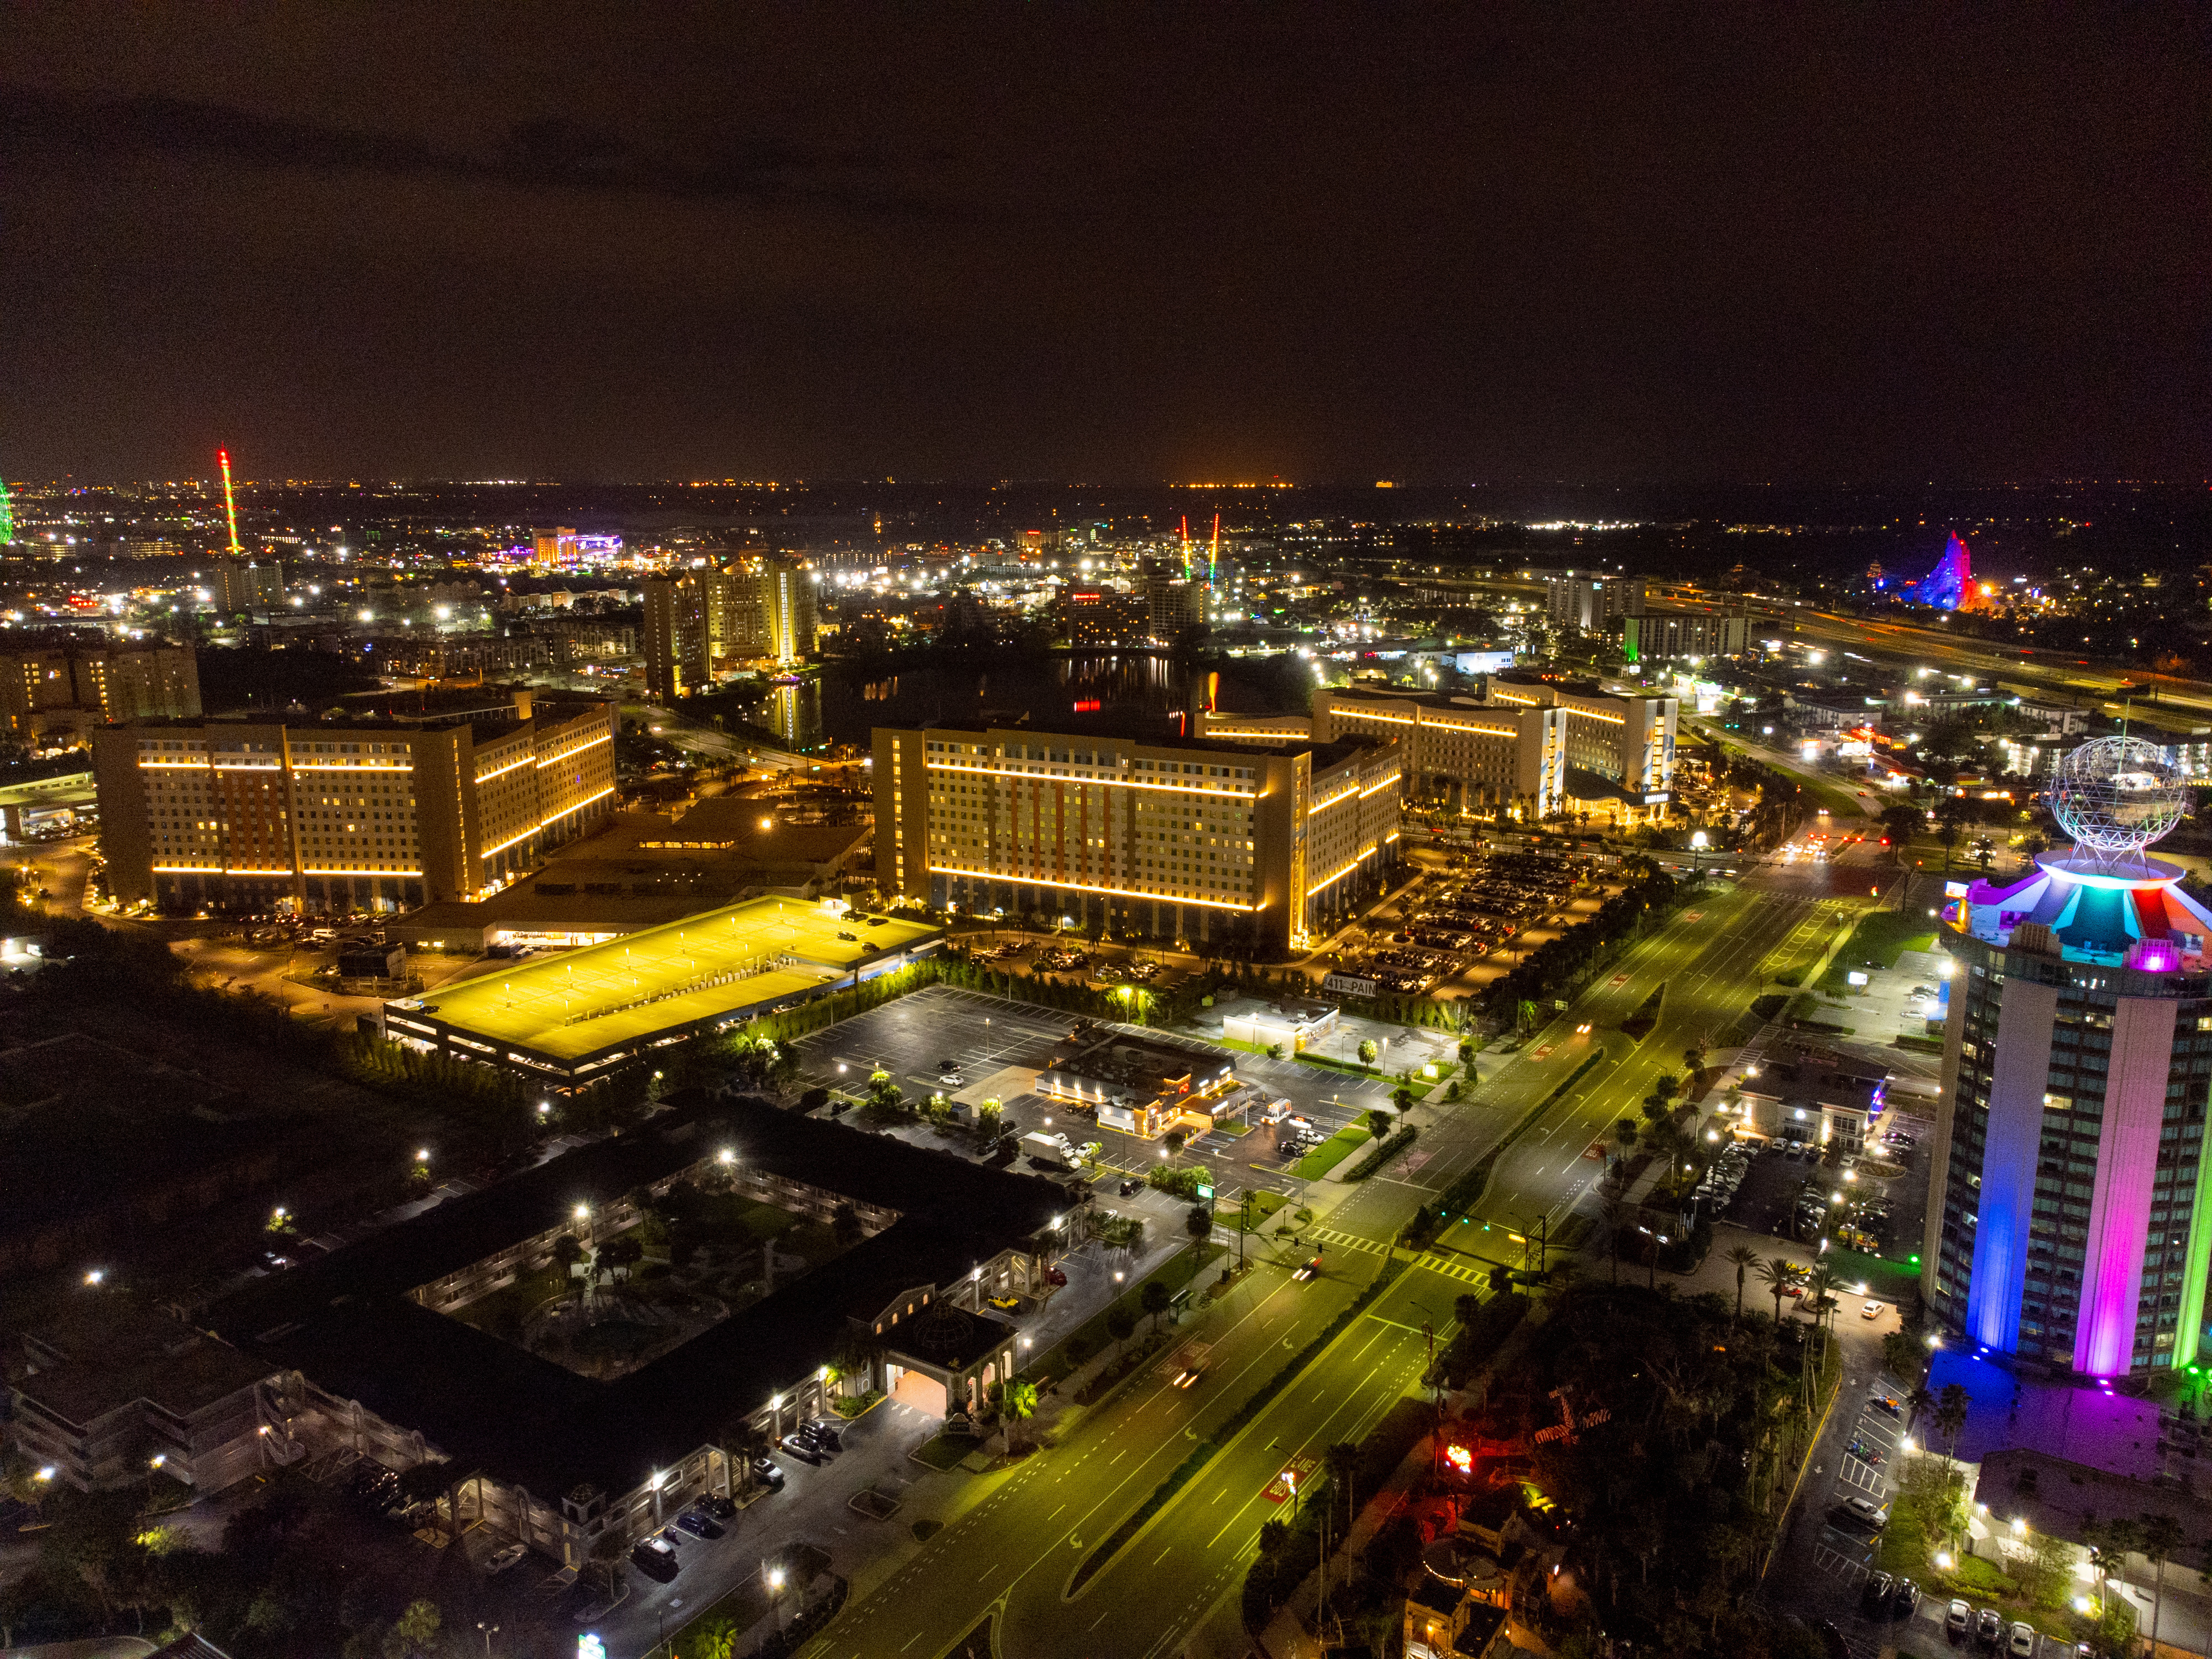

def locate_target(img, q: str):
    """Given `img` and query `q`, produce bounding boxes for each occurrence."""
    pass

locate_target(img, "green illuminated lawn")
[422,898,936,1060]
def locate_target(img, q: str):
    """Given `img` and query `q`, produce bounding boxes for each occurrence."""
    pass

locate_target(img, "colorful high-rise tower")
[1927,736,2212,1375]
[0,476,13,546]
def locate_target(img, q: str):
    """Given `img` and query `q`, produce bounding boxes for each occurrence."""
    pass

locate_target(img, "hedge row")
[1344,1124,1418,1182]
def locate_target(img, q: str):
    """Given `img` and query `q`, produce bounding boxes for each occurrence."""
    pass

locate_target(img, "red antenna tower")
[217,447,242,556]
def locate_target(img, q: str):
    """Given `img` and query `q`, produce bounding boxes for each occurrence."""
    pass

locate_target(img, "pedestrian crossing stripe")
[1416,1255,1484,1284]
[1308,1225,1385,1254]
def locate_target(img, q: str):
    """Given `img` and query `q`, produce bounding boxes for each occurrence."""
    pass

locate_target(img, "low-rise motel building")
[45,1093,1087,1572]
[872,723,1404,952]
[379,895,942,1091]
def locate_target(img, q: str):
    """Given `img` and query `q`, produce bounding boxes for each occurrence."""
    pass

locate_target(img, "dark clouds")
[0,4,2204,485]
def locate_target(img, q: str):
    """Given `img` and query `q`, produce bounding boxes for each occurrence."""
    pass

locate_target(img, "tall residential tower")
[1927,737,2212,1376]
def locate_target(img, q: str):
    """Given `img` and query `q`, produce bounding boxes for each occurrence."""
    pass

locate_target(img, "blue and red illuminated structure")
[1879,531,1986,612]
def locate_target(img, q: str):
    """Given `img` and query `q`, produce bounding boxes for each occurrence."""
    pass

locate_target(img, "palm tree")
[998,1379,1038,1453]
[1804,1264,1841,1369]
[693,1617,739,1659]
[2138,1512,2183,1658]
[1324,1441,1360,1535]
[1755,1256,1802,1325]
[1725,1244,1761,1322]
[1905,1384,1934,1438]
[1934,1383,1969,1463]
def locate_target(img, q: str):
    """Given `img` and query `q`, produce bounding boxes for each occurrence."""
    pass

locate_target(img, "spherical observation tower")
[2048,733,2188,871]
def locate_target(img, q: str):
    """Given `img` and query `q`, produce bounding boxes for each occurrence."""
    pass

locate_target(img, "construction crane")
[217,447,242,556]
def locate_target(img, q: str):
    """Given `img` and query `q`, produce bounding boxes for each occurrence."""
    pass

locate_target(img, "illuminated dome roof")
[2050,735,2187,863]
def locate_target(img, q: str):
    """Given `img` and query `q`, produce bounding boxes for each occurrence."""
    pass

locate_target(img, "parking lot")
[1715,1116,1930,1260]
[1328,850,1621,997]
[785,985,1382,1196]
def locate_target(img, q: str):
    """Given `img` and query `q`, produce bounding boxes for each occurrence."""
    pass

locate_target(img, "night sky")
[2,7,2204,486]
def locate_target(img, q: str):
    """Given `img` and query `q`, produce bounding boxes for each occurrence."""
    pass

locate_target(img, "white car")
[1862,1300,1885,1320]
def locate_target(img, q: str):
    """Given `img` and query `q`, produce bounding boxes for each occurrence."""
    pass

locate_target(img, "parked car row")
[625,1432,825,1583]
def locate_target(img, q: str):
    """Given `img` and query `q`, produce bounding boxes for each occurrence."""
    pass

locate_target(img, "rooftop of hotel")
[1959,853,2212,969]
[206,1093,1072,1500]
[900,721,1377,768]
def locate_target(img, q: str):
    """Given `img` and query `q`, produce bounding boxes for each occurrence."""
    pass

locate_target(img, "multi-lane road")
[768,854,1867,1659]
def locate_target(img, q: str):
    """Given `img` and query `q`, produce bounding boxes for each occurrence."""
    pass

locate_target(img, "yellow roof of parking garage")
[415,896,937,1061]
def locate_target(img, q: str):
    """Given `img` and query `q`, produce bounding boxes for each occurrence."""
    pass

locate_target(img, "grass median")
[1293,1124,1370,1180]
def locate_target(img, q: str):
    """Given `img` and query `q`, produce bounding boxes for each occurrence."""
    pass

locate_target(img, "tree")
[1725,1244,1761,1322]
[831,1202,864,1249]
[2138,1511,2184,1658]
[1186,1203,1212,1241]
[977,1097,1003,1138]
[1904,1384,1934,1436]
[1324,1440,1360,1533]
[993,1378,1039,1453]
[599,1233,643,1280]
[1489,1264,1515,1296]
[1357,1039,1378,1065]
[1755,1256,1802,1324]
[383,1599,441,1659]
[1256,1518,1290,1558]
[1105,1306,1138,1359]
[1934,1383,1970,1463]
[1612,1117,1639,1154]
[552,1233,585,1296]
[1140,1277,1173,1334]
[692,1615,739,1659]
[1368,1107,1395,1139]
[1934,795,1974,874]
[1877,803,1922,855]
[865,1068,905,1116]
[1651,1073,1680,1106]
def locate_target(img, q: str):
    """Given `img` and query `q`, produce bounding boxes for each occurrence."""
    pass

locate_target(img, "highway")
[791,854,1869,1659]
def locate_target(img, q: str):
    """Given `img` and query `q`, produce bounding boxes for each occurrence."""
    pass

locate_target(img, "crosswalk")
[1293,1224,1499,1286]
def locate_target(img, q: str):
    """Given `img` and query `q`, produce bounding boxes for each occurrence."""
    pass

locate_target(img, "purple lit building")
[1926,852,2212,1376]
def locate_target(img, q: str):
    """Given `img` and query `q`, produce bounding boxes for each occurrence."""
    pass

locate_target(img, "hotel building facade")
[1927,855,2212,1376]
[92,693,617,915]
[643,560,816,696]
[873,724,1403,952]
[1310,687,1569,818]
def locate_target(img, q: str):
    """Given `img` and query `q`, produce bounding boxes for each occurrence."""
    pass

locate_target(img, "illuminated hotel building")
[1928,854,2212,1375]
[873,724,1402,951]
[92,693,617,916]
[1308,687,1568,818]
[644,561,817,697]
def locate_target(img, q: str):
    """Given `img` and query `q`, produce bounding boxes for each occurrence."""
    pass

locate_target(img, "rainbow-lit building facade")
[1925,855,2212,1375]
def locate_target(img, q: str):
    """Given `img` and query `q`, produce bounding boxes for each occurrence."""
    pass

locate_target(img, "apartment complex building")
[1544,574,1646,632]
[1619,608,1748,662]
[643,561,816,696]
[1310,687,1568,817]
[0,639,202,745]
[874,723,1402,951]
[92,692,617,915]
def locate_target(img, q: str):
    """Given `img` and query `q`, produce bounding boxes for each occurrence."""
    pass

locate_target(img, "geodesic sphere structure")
[2050,734,2188,858]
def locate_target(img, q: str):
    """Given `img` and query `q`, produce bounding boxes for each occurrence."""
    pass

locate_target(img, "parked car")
[807,1421,844,1453]
[1976,1608,2002,1649]
[750,1456,785,1489]
[1045,1266,1067,1287]
[988,1293,1020,1312]
[1832,1495,1887,1531]
[630,1536,680,1582]
[706,1495,737,1519]
[1946,1598,1972,1641]
[2007,1622,2036,1657]
[1891,1578,1921,1619]
[1862,1571,1894,1609]
[675,1510,725,1540]
[1863,1300,1886,1320]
